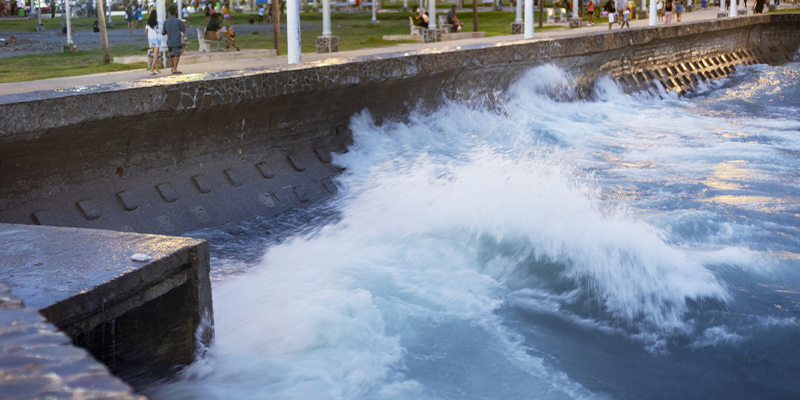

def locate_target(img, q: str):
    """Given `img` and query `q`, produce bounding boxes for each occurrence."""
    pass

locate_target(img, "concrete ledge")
[0,223,213,389]
[442,31,486,41]
[0,283,145,400]
[382,34,424,41]
[113,49,277,66]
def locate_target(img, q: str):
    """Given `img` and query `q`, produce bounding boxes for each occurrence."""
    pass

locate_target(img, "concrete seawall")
[1,14,798,236]
[0,13,798,396]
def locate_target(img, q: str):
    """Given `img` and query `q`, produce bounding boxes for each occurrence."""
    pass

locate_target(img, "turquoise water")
[150,60,800,400]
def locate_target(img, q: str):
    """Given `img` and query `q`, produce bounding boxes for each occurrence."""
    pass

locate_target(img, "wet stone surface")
[0,283,145,400]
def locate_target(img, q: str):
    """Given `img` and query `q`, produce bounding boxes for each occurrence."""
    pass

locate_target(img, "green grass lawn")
[231,11,563,53]
[0,45,148,83]
[0,14,132,32]
[0,10,562,83]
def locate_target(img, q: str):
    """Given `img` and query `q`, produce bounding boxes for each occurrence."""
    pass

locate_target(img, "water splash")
[149,62,800,400]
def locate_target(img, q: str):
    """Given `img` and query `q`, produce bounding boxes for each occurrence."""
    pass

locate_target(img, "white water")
[151,63,800,400]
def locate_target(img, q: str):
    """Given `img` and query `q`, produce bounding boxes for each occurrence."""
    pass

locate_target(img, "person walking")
[657,0,664,22]
[125,3,135,34]
[604,0,616,30]
[587,0,595,26]
[145,10,161,75]
[162,5,186,74]
[135,5,143,30]
[675,0,683,22]
[664,0,673,23]
[621,4,630,28]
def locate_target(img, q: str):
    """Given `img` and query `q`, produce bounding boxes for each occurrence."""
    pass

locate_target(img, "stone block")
[511,22,524,34]
[0,224,213,389]
[316,36,339,53]
[718,12,729,17]
[148,48,172,69]
[568,18,583,28]
[423,28,445,43]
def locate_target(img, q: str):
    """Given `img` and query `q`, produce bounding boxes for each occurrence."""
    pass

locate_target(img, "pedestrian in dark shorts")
[162,5,186,74]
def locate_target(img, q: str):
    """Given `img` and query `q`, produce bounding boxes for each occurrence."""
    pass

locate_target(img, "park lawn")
[0,14,131,32]
[0,45,147,83]
[0,11,564,83]
[769,6,800,12]
[231,11,562,52]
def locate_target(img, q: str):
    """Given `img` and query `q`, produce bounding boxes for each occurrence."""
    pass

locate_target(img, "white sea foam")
[150,63,800,399]
[691,326,745,348]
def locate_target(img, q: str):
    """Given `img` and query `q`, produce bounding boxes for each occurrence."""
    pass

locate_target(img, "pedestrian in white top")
[145,10,162,75]
[182,6,189,19]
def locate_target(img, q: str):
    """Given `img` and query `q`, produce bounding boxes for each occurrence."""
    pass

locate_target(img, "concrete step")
[442,31,486,41]
[383,31,486,42]
[113,48,277,66]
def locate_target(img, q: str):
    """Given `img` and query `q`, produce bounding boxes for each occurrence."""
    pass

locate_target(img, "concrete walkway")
[0,6,793,96]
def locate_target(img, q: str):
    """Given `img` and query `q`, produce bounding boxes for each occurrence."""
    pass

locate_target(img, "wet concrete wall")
[0,224,213,390]
[0,283,145,400]
[0,14,798,235]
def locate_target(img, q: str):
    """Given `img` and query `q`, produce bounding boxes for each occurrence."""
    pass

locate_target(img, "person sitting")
[211,13,241,51]
[446,5,464,32]
[413,6,429,29]
[216,21,240,50]
[206,13,221,40]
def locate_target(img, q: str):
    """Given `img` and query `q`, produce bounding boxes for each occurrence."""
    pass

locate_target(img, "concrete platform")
[0,283,145,400]
[0,224,213,389]
[384,31,486,42]
[113,48,278,66]
[441,31,486,41]
[382,34,424,41]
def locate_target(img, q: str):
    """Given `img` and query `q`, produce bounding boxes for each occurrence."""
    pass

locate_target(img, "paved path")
[0,6,793,96]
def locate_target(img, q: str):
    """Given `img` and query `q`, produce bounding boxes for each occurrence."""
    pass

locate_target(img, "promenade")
[0,5,791,96]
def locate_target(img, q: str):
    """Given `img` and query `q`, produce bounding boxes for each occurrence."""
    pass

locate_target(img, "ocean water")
[148,61,800,400]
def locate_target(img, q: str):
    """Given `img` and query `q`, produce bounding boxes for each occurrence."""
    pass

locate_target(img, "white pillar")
[37,0,42,26]
[720,0,726,13]
[524,0,533,38]
[572,0,578,19]
[649,0,656,24]
[641,0,646,10]
[515,0,522,22]
[403,0,408,10]
[107,0,112,23]
[371,0,377,23]
[177,0,182,19]
[157,0,166,23]
[287,0,301,63]
[312,0,317,10]
[323,0,331,36]
[65,0,73,45]
[730,0,737,15]
[430,0,436,29]
[157,0,167,48]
